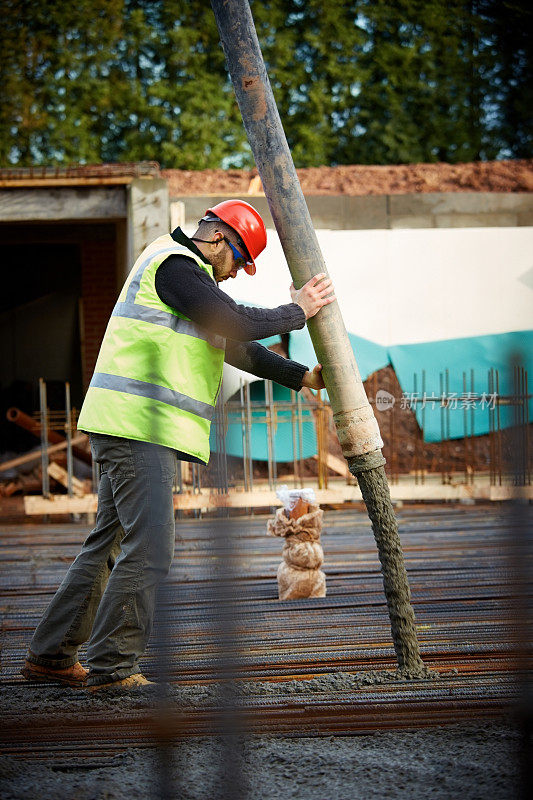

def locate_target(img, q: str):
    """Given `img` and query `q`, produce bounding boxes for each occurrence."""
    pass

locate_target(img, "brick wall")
[80,240,118,390]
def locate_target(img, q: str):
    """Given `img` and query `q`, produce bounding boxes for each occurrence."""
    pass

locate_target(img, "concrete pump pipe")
[211,0,427,676]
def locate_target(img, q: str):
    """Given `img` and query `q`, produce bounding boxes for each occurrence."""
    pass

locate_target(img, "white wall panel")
[188,225,533,346]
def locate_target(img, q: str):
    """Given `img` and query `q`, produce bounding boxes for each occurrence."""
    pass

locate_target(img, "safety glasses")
[224,236,252,271]
[194,215,255,273]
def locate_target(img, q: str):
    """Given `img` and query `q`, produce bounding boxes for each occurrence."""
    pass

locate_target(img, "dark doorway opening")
[1,238,82,453]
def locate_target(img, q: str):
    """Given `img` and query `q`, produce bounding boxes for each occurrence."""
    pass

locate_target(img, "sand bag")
[277,561,326,600]
[267,505,324,540]
[267,486,326,600]
[282,540,324,570]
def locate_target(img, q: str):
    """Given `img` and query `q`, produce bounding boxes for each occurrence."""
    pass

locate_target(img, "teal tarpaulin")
[389,330,533,442]
[210,380,317,461]
[213,322,532,457]
[288,326,389,386]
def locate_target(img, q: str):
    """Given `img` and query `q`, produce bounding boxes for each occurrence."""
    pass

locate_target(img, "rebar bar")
[65,382,73,498]
[2,505,530,757]
[39,378,50,499]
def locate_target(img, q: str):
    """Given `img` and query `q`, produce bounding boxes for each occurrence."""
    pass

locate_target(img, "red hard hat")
[204,199,267,275]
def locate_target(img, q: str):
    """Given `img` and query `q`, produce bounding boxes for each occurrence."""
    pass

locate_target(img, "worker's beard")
[212,259,233,283]
[210,254,227,283]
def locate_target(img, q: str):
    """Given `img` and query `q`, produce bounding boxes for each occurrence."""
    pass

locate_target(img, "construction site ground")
[1,503,530,799]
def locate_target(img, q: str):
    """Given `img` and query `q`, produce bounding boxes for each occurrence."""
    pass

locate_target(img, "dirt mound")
[162,160,533,197]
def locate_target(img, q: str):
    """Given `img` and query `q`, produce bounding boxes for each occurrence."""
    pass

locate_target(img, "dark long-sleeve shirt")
[154,228,309,392]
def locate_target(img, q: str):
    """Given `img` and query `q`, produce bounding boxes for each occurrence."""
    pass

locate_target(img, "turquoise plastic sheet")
[287,326,390,398]
[389,330,533,442]
[210,379,317,461]
[212,322,532,456]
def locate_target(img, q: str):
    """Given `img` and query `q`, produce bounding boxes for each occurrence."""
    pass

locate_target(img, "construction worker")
[22,199,335,691]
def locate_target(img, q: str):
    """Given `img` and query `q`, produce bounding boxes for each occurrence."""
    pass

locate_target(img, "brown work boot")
[87,673,155,692]
[21,659,88,688]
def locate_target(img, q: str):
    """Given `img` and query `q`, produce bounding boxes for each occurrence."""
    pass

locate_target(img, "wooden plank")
[128,178,169,260]
[172,488,346,510]
[0,495,26,518]
[23,483,533,515]
[47,463,86,497]
[389,484,479,501]
[0,177,134,188]
[312,452,350,477]
[24,495,98,514]
[174,490,279,511]
[0,435,87,473]
[23,489,345,514]
[490,485,532,502]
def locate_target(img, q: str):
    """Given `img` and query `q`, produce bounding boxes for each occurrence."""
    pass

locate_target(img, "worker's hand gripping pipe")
[211,0,427,676]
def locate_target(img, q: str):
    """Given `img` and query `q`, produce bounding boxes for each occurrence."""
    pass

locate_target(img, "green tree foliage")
[0,0,126,164]
[0,0,530,167]
[478,0,533,159]
[343,0,496,163]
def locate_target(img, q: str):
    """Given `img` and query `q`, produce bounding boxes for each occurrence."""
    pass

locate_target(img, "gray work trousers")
[27,433,177,685]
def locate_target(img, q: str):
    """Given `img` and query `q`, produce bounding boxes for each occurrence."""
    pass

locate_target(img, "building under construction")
[0,161,531,513]
[0,160,532,799]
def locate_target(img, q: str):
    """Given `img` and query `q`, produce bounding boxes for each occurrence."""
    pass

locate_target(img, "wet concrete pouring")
[1,504,530,798]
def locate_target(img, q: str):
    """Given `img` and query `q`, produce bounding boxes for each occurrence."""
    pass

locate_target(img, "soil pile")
[163,159,533,197]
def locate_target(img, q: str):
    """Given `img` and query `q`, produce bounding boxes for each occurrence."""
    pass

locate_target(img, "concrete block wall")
[127,178,170,266]
[388,192,533,229]
[173,192,533,231]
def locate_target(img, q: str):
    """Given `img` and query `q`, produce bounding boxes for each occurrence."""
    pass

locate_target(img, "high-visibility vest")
[77,234,226,463]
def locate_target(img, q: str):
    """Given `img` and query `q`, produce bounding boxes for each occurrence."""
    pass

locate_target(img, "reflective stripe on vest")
[124,245,179,304]
[111,302,225,350]
[77,236,225,462]
[90,372,214,420]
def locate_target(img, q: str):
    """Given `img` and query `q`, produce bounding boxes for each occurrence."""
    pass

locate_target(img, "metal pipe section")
[65,382,73,497]
[38,379,50,498]
[211,0,425,675]
[239,380,249,492]
[290,389,298,488]
[6,407,92,465]
[297,391,304,488]
[0,435,86,474]
[211,0,381,461]
[266,380,277,487]
[245,383,254,492]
